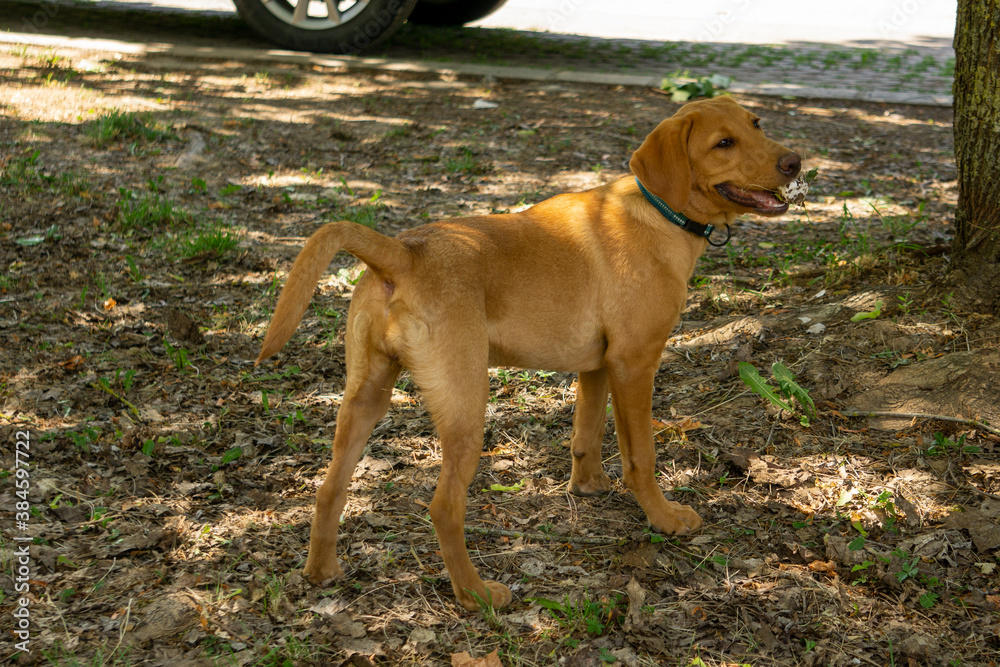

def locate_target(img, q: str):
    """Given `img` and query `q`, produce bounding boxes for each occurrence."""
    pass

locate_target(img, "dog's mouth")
[715,183,789,216]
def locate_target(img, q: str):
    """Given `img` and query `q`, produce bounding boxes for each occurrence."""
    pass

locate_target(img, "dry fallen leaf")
[451,650,503,667]
[808,560,838,575]
[59,355,85,370]
[652,417,703,442]
[625,577,647,627]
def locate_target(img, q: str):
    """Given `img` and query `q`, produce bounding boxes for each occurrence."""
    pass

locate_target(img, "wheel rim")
[260,0,371,30]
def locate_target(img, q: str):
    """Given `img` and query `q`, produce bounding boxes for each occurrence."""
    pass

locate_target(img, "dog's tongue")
[739,187,784,210]
[716,183,789,214]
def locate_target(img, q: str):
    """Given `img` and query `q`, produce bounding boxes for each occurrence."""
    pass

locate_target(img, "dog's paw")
[649,502,703,535]
[457,581,513,611]
[569,471,613,497]
[303,557,345,585]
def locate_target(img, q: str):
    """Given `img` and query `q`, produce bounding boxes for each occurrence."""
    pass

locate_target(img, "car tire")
[232,0,419,53]
[408,0,508,26]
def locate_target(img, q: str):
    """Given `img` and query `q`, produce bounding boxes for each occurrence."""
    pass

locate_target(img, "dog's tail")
[256,221,412,364]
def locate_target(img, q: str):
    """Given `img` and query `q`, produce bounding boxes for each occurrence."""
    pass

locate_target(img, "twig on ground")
[107,597,133,666]
[844,408,1000,437]
[90,380,141,419]
[945,466,1000,501]
[465,525,624,546]
[848,409,1000,499]
[80,559,118,605]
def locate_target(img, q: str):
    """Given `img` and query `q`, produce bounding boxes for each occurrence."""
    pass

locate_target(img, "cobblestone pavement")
[382,28,955,105]
[0,0,956,105]
[600,40,953,96]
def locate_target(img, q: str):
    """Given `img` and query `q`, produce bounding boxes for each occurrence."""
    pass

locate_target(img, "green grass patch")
[86,109,175,147]
[1,150,90,196]
[315,184,386,229]
[445,148,491,175]
[531,591,626,639]
[117,188,191,230]
[179,224,241,259]
[341,190,386,229]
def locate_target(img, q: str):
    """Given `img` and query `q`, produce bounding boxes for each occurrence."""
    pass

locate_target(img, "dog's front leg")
[568,368,613,496]
[607,357,703,535]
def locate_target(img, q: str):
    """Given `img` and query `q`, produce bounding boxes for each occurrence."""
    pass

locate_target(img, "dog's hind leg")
[409,330,514,611]
[568,368,613,496]
[303,314,401,584]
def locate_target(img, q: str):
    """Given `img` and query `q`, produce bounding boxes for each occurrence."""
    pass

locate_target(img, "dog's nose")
[778,152,801,178]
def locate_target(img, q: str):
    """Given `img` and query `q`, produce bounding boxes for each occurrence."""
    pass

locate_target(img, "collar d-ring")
[635,177,732,247]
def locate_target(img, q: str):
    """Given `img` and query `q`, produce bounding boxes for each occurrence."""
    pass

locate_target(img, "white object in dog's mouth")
[776,177,809,206]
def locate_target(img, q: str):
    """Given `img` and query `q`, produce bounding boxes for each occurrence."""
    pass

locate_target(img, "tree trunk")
[951,0,1000,313]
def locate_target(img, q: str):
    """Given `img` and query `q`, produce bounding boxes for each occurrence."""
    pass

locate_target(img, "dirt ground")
[1,44,999,667]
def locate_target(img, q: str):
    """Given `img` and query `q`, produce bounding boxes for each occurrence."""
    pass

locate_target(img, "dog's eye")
[753,119,762,129]
[716,138,734,148]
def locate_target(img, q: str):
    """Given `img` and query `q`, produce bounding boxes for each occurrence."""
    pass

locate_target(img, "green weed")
[0,271,17,291]
[40,640,133,666]
[919,590,939,608]
[446,147,490,175]
[15,224,61,248]
[86,109,174,147]
[739,361,816,426]
[660,74,731,102]
[897,293,914,317]
[342,190,386,229]
[283,408,306,431]
[851,300,883,322]
[927,432,980,456]
[895,551,920,583]
[875,201,925,239]
[67,426,101,453]
[100,368,137,395]
[164,341,192,370]
[125,256,144,283]
[531,591,624,638]
[179,225,241,259]
[940,292,961,325]
[219,446,242,466]
[1,150,90,196]
[94,372,141,419]
[94,271,109,300]
[117,188,191,230]
[870,490,901,533]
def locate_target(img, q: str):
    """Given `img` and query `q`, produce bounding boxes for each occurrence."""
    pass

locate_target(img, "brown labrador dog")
[256,96,801,611]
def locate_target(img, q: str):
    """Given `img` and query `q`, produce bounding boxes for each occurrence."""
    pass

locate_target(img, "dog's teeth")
[776,177,809,205]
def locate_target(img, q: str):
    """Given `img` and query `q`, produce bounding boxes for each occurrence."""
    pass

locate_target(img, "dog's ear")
[629,114,694,212]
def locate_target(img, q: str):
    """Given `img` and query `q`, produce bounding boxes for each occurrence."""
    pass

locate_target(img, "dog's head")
[630,96,801,222]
